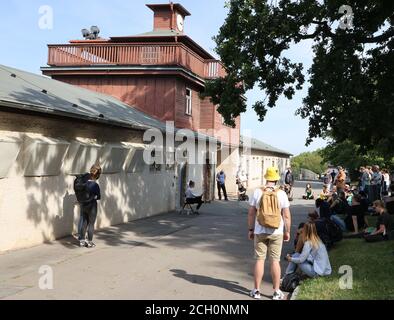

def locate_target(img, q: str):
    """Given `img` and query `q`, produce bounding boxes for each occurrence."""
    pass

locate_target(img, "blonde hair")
[303,222,321,249]
[90,164,102,180]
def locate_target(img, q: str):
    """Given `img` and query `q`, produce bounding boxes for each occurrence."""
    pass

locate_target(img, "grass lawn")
[296,216,394,300]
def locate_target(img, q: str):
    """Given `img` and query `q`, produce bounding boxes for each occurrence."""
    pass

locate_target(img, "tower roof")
[146,3,191,16]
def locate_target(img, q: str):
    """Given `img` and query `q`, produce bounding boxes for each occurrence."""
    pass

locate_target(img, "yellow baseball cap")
[264,167,280,181]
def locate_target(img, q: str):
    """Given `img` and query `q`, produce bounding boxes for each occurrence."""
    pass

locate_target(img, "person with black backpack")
[74,164,102,248]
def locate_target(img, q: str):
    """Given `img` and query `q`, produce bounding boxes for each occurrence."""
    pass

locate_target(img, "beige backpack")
[257,187,281,229]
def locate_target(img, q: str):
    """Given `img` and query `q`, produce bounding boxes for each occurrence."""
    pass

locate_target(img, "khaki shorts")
[254,233,283,261]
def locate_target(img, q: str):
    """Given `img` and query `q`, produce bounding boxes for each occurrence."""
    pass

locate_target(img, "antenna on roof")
[81,26,100,40]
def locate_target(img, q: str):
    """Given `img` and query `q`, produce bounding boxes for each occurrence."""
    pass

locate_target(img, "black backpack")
[315,219,332,250]
[280,272,300,293]
[74,173,92,204]
[285,172,293,184]
[326,218,343,244]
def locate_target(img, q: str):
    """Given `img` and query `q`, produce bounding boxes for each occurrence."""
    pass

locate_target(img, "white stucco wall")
[239,149,290,190]
[216,146,240,195]
[0,126,212,253]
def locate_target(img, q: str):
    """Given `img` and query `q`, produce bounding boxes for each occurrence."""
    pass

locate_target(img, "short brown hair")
[373,200,386,211]
[90,164,102,180]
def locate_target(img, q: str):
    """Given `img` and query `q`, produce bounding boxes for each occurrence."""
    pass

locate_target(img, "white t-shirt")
[249,187,290,235]
[185,187,199,199]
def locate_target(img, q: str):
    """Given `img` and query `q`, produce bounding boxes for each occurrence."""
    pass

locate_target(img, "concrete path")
[0,182,321,300]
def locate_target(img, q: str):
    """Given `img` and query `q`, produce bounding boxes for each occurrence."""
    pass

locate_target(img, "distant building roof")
[240,136,293,157]
[0,64,215,142]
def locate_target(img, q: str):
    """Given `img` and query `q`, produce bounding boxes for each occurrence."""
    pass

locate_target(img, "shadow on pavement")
[170,269,250,297]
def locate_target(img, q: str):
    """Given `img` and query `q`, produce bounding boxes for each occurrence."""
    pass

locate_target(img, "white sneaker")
[272,290,285,300]
[79,240,86,247]
[249,289,261,299]
[86,241,96,248]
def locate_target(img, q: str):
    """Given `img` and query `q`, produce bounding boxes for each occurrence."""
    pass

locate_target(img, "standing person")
[360,167,368,192]
[185,180,204,214]
[335,167,346,193]
[284,167,294,187]
[216,170,228,201]
[382,169,390,196]
[330,169,336,186]
[77,164,102,248]
[371,165,382,202]
[362,166,372,200]
[284,167,294,201]
[323,169,333,191]
[248,167,291,300]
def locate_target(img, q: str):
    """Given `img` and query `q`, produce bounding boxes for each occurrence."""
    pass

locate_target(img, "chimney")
[146,3,191,34]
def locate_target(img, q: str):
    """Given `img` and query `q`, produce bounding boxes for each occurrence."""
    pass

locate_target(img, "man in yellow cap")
[248,166,292,300]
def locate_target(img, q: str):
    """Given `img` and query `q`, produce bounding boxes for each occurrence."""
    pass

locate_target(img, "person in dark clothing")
[364,200,392,242]
[329,191,349,231]
[216,170,228,201]
[359,191,369,214]
[316,198,331,219]
[344,194,368,233]
[307,211,336,250]
[79,165,102,248]
[285,168,294,186]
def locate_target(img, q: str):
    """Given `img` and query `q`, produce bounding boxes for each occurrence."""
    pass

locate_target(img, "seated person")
[329,191,349,231]
[364,200,392,242]
[308,211,335,250]
[285,222,332,278]
[303,184,315,200]
[236,178,248,201]
[319,185,330,200]
[344,194,369,234]
[185,181,204,213]
[358,191,369,214]
[344,184,351,196]
[315,198,330,219]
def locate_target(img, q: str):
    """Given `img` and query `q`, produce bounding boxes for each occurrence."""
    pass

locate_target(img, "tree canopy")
[203,0,394,157]
[291,150,327,177]
[320,140,394,178]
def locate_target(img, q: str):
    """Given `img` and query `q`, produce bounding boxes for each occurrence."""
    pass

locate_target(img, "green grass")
[296,238,394,300]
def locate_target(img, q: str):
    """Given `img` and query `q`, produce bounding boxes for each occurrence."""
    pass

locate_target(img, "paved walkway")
[0,182,320,300]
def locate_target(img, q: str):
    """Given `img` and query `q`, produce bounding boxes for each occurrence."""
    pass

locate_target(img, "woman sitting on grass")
[364,200,392,242]
[285,222,332,278]
[303,183,315,200]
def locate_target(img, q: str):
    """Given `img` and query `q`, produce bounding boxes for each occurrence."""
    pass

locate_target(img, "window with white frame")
[185,88,192,115]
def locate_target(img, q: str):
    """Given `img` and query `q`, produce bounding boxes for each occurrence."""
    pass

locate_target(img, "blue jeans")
[330,215,347,232]
[78,213,84,236]
[286,253,318,278]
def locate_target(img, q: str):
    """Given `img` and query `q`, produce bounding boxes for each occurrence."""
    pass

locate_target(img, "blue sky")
[0,0,327,155]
